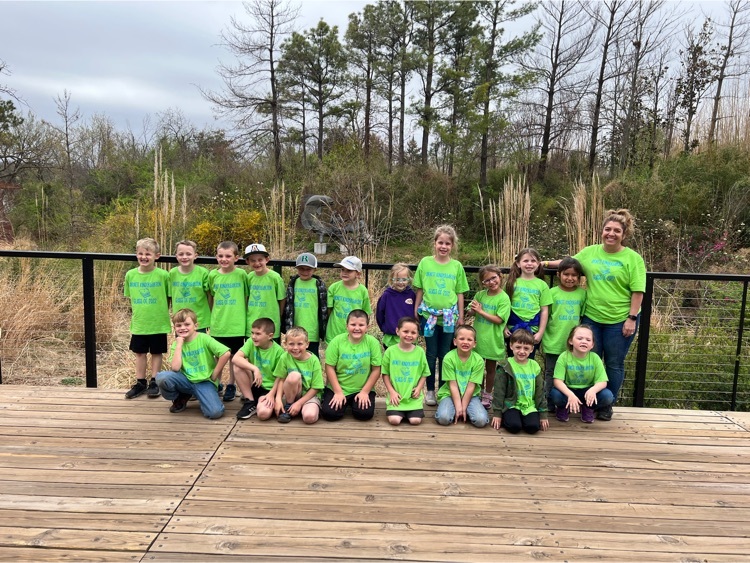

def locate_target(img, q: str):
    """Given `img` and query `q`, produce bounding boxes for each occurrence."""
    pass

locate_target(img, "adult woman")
[547,209,646,420]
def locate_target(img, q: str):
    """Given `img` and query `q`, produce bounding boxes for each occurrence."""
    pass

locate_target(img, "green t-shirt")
[170,266,211,330]
[542,286,586,355]
[382,345,430,411]
[510,277,553,324]
[554,350,608,389]
[169,333,229,386]
[508,357,541,416]
[382,334,399,348]
[237,339,286,391]
[293,278,320,342]
[413,256,469,314]
[124,267,171,335]
[472,289,511,361]
[246,269,286,338]
[273,352,324,398]
[325,333,383,396]
[436,349,485,402]
[574,245,646,324]
[325,281,371,344]
[208,268,248,337]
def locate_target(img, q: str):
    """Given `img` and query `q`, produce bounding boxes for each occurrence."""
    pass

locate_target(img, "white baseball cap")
[295,253,318,268]
[244,243,269,258]
[334,256,362,272]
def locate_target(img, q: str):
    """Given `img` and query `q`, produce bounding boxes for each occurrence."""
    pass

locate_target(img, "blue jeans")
[435,396,489,428]
[582,315,639,403]
[543,353,559,411]
[550,386,614,410]
[420,318,453,391]
[156,370,225,419]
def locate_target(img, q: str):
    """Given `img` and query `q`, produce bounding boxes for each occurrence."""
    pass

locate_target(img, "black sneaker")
[597,405,613,421]
[169,393,191,413]
[277,404,292,423]
[223,384,237,402]
[146,378,160,398]
[125,380,147,399]
[237,400,257,420]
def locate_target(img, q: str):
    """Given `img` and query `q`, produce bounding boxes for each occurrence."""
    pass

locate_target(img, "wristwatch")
[627,314,637,321]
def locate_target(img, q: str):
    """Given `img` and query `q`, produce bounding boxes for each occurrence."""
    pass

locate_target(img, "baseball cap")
[244,243,269,258]
[295,253,318,268]
[334,256,363,272]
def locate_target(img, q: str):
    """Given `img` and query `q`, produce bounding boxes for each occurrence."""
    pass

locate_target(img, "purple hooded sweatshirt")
[376,286,417,337]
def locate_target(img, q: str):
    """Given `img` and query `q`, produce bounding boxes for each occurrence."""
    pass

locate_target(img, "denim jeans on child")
[156,370,225,419]
[582,315,639,403]
[419,317,453,392]
[435,396,489,428]
[550,386,614,411]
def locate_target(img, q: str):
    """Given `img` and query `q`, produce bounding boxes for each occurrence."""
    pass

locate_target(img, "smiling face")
[339,267,359,285]
[297,266,315,281]
[246,253,269,274]
[285,334,308,359]
[434,234,454,260]
[569,327,594,356]
[174,317,198,340]
[346,315,368,343]
[216,248,238,271]
[517,253,539,277]
[453,328,476,355]
[510,341,534,362]
[175,244,196,269]
[396,321,419,346]
[602,220,625,251]
[481,271,502,293]
[558,267,580,290]
[136,246,159,271]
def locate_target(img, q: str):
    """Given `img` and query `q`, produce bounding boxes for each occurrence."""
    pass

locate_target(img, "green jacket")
[492,359,547,421]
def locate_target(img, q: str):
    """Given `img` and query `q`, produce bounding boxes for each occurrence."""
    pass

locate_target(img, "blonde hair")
[175,239,197,253]
[603,209,635,240]
[286,326,309,342]
[389,263,412,286]
[136,237,160,253]
[172,308,197,324]
[433,224,458,250]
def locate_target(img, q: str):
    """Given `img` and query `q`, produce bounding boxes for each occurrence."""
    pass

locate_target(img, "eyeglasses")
[482,275,500,285]
[393,278,410,283]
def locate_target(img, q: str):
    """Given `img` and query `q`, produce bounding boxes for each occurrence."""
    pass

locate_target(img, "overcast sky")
[2,0,725,135]
[2,1,364,132]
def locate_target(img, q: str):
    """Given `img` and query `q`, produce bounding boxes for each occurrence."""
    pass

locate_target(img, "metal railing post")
[82,258,98,388]
[632,274,654,407]
[730,280,748,411]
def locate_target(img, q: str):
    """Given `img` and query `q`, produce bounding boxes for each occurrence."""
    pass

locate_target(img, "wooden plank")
[0,547,141,562]
[0,509,167,531]
[0,526,154,551]
[0,494,179,515]
[0,481,188,500]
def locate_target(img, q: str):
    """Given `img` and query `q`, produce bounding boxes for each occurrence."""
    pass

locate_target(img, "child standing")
[434,325,489,428]
[208,241,248,402]
[272,327,324,424]
[283,252,327,357]
[542,257,586,412]
[382,317,431,426]
[467,265,511,408]
[322,310,383,422]
[504,248,552,359]
[232,318,286,420]
[124,237,171,399]
[551,325,614,423]
[170,240,211,333]
[491,329,549,434]
[376,263,416,350]
[326,256,371,344]
[155,309,230,418]
[413,225,469,407]
[244,243,286,344]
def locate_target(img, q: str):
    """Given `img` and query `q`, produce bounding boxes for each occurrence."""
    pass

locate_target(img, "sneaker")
[555,406,569,422]
[169,393,191,413]
[218,383,225,396]
[481,391,492,409]
[581,404,595,423]
[125,380,147,399]
[146,378,160,398]
[425,390,437,406]
[277,404,292,423]
[597,404,613,421]
[237,400,258,420]
[223,384,237,402]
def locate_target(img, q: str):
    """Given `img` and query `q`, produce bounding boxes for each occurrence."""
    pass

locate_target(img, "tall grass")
[479,175,530,267]
[262,181,300,259]
[560,174,604,255]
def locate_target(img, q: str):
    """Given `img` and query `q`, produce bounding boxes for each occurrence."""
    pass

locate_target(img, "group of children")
[124,226,611,432]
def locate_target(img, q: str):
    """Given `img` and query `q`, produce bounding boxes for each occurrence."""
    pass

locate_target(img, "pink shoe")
[481,391,492,409]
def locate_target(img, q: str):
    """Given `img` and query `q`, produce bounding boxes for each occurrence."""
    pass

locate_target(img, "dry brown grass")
[479,175,530,267]
[560,174,604,255]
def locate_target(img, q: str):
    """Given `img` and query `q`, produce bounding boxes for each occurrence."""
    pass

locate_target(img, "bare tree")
[203,0,299,179]
[707,0,750,145]
[53,90,81,240]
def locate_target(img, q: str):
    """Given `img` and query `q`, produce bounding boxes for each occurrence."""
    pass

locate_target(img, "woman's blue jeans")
[581,315,639,404]
[419,318,453,392]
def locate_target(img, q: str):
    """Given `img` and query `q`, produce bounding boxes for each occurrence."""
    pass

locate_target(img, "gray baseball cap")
[295,252,318,268]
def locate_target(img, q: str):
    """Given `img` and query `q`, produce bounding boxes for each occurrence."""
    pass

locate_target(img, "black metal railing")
[1,250,747,411]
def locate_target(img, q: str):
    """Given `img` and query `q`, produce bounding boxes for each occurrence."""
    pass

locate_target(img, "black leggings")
[320,388,376,421]
[502,409,541,434]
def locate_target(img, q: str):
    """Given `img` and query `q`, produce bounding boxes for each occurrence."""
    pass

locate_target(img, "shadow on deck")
[0,386,749,562]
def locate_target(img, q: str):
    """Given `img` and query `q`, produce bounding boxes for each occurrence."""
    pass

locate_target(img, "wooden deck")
[0,387,749,562]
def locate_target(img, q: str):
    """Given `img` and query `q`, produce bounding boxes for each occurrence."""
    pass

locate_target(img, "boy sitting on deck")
[155,309,231,419]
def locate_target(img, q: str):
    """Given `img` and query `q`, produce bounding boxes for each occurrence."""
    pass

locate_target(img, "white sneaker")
[425,390,437,406]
